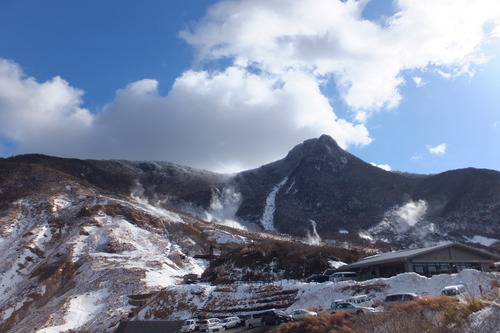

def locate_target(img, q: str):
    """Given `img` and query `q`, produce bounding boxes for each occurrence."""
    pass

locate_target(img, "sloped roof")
[341,242,500,270]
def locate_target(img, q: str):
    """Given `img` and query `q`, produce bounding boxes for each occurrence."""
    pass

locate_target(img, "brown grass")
[277,312,354,333]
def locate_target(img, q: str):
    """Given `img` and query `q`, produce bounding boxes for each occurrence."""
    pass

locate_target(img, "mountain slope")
[3,134,500,249]
[0,160,243,332]
[230,135,500,248]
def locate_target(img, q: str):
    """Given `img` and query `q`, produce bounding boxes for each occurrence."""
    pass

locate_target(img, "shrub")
[441,294,487,326]
[277,312,354,333]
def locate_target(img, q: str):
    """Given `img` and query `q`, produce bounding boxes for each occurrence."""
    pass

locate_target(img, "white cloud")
[181,0,500,116]
[370,162,392,171]
[0,59,93,156]
[410,153,423,161]
[412,76,426,87]
[1,0,500,171]
[0,59,370,171]
[427,143,447,155]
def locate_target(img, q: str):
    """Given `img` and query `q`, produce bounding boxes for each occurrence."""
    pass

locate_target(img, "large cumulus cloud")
[0,0,499,172]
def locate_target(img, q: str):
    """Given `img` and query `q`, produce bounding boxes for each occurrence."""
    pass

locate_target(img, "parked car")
[199,318,221,332]
[219,316,241,329]
[330,294,374,310]
[323,268,337,276]
[245,309,292,328]
[329,302,375,315]
[289,309,318,321]
[180,319,199,332]
[245,311,265,329]
[330,298,345,309]
[261,309,293,325]
[329,272,357,282]
[383,293,420,308]
[207,325,224,333]
[343,295,374,307]
[441,284,467,297]
[307,274,330,283]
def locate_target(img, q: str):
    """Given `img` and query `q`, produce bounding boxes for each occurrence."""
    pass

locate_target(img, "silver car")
[289,309,318,321]
[329,302,375,315]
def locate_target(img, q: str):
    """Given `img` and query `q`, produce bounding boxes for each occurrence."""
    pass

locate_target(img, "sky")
[0,0,499,174]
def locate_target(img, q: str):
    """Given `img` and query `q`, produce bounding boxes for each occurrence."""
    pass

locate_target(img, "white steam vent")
[206,187,247,230]
[394,200,428,233]
[305,220,322,245]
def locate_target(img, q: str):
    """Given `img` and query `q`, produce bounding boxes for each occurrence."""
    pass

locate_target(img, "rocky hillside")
[231,135,500,249]
[0,159,355,332]
[1,135,500,332]
[2,134,500,250]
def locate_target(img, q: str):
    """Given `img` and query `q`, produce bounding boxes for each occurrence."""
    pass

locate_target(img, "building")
[339,242,500,279]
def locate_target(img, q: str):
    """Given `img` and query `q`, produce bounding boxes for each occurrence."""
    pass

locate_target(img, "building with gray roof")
[339,242,500,279]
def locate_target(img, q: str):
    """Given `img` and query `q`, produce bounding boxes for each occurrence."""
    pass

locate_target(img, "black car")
[261,309,293,325]
[306,274,330,283]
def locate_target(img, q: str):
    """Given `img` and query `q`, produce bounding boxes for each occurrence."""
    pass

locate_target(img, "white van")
[330,295,373,311]
[329,272,357,282]
[344,295,374,307]
[441,284,467,297]
[244,311,265,329]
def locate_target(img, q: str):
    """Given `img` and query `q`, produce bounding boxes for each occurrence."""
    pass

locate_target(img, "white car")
[289,309,318,321]
[441,285,466,297]
[207,325,225,333]
[219,316,241,329]
[199,318,221,332]
[180,319,199,332]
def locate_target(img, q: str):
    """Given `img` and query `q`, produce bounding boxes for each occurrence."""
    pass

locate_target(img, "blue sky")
[0,0,499,174]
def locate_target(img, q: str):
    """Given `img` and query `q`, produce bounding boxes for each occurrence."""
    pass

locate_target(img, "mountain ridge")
[2,134,500,250]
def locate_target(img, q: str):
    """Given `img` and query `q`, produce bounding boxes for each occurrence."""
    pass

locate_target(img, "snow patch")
[328,260,347,269]
[38,290,108,333]
[465,235,499,247]
[359,231,374,242]
[205,229,248,245]
[51,196,71,213]
[260,177,288,231]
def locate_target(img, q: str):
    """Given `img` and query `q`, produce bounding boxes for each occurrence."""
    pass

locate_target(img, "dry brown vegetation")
[277,312,354,333]
[202,239,367,283]
[277,296,494,333]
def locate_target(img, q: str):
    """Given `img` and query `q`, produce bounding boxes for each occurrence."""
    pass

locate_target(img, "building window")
[412,263,453,277]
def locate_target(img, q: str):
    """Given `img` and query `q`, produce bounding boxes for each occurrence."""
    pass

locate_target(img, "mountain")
[230,135,500,249]
[1,135,500,332]
[0,156,325,332]
[3,134,500,250]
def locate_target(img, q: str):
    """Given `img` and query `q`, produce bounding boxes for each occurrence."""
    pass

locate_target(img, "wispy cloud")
[411,153,423,161]
[412,76,426,88]
[427,143,447,155]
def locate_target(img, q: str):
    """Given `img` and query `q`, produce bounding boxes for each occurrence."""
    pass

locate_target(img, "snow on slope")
[1,179,499,332]
[260,177,288,231]
[135,269,500,323]
[0,185,215,333]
